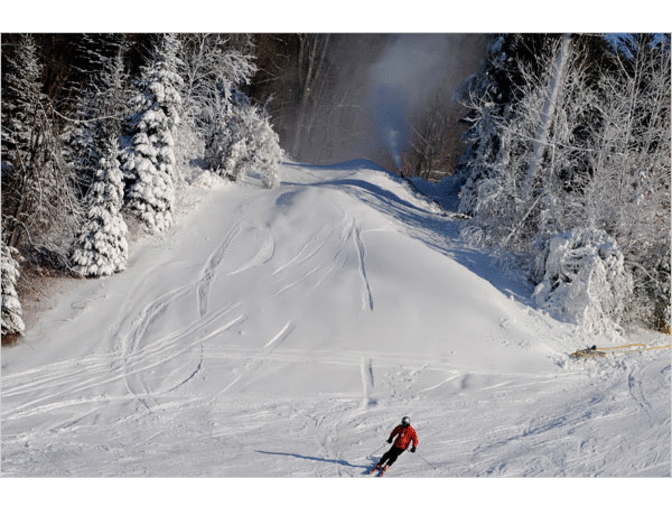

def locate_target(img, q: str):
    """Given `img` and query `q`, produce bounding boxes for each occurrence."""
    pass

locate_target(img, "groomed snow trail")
[2,161,669,477]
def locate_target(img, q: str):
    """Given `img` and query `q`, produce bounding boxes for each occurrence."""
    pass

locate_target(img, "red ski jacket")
[388,425,418,450]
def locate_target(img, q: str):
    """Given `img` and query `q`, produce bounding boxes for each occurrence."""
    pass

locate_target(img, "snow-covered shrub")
[205,97,282,189]
[70,140,129,277]
[177,34,257,173]
[121,34,183,233]
[533,228,633,335]
[2,242,25,337]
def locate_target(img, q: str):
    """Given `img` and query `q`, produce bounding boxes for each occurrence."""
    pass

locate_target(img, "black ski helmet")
[401,416,410,426]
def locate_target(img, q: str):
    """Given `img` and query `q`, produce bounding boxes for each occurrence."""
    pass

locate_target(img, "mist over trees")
[1,32,669,341]
[248,34,487,176]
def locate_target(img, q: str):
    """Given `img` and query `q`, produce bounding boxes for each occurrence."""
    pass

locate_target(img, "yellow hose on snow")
[571,343,670,358]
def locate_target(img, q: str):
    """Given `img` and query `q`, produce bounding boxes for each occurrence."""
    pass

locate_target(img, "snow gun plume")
[372,85,408,173]
[367,34,454,174]
[385,126,404,173]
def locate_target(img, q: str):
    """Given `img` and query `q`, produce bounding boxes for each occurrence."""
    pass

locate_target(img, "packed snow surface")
[2,160,670,482]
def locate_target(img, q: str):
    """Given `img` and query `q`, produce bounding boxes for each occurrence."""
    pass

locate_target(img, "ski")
[366,464,388,476]
[366,464,381,475]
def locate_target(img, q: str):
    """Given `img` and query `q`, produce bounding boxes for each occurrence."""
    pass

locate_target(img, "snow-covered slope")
[1,160,670,483]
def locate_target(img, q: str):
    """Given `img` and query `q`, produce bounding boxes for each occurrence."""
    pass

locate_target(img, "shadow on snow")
[282,160,536,308]
[255,449,370,471]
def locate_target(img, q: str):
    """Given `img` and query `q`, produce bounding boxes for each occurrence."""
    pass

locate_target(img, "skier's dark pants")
[380,446,405,467]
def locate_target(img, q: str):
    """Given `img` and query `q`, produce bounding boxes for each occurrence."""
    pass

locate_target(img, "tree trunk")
[523,34,572,200]
[292,34,330,158]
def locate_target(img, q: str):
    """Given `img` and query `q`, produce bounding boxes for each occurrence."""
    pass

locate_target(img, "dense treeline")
[1,33,669,343]
[455,34,670,333]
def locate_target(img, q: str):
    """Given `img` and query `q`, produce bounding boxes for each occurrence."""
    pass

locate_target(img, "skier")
[370,416,418,476]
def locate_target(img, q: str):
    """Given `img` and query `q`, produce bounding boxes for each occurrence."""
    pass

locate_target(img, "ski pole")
[416,452,438,470]
[369,444,385,457]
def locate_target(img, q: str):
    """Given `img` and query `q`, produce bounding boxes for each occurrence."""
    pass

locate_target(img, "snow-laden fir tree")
[64,36,132,277]
[206,91,282,189]
[120,34,183,233]
[1,35,43,173]
[1,240,25,337]
[70,138,129,277]
[454,34,533,217]
[65,35,131,195]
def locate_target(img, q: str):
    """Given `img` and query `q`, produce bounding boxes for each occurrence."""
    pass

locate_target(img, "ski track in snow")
[352,222,374,311]
[197,222,243,318]
[360,357,376,408]
[1,161,670,478]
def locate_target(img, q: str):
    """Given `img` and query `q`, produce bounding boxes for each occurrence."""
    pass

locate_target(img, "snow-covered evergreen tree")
[1,241,25,337]
[62,36,132,276]
[120,34,183,233]
[1,35,43,173]
[70,138,129,277]
[65,35,131,198]
[454,34,531,216]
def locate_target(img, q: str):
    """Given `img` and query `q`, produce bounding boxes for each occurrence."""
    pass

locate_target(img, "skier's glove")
[410,447,416,452]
